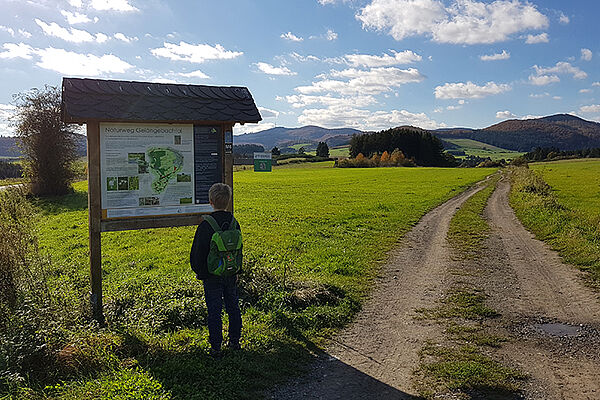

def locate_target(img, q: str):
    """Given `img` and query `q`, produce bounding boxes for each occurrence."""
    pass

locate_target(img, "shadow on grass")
[124,312,418,400]
[32,189,88,215]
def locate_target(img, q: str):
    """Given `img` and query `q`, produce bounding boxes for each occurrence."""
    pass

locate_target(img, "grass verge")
[509,161,600,286]
[414,175,525,399]
[447,174,500,259]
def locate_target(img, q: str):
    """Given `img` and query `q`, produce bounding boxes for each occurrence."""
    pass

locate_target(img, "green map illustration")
[147,147,184,193]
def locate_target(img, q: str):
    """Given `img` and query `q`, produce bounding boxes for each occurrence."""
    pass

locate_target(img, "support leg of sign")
[224,124,234,212]
[87,121,104,324]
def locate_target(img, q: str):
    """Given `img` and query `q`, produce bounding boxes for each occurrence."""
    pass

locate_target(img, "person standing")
[190,183,242,358]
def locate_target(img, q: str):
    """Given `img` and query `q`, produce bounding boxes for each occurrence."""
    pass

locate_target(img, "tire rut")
[483,176,600,400]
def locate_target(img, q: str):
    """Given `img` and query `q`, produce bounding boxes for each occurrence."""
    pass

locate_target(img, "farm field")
[510,159,600,284]
[6,163,494,399]
[445,138,524,161]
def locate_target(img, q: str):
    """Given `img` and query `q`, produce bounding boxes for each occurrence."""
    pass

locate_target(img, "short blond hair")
[208,183,231,210]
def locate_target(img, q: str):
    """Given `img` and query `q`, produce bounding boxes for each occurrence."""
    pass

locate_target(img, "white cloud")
[297,67,424,96]
[592,82,600,87]
[581,48,593,61]
[559,12,569,24]
[289,52,320,62]
[434,81,511,99]
[286,94,377,109]
[114,32,138,43]
[297,106,444,130]
[552,96,562,100]
[95,32,108,43]
[345,50,422,67]
[528,74,559,86]
[579,89,592,94]
[496,110,516,119]
[281,32,303,42]
[35,18,107,43]
[0,42,35,59]
[525,32,549,44]
[357,0,548,45]
[18,29,32,38]
[580,104,600,114]
[257,106,280,118]
[255,62,296,76]
[68,0,83,7]
[479,50,510,61]
[90,0,138,12]
[533,62,587,80]
[60,10,91,24]
[0,25,15,36]
[151,41,243,63]
[35,47,133,75]
[326,29,338,41]
[178,70,210,79]
[529,92,549,98]
[234,121,276,135]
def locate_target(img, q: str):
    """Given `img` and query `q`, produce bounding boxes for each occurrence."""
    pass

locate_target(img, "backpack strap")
[229,216,238,231]
[203,215,222,233]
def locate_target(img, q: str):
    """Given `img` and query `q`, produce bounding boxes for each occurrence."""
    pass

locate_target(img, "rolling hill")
[434,114,600,151]
[234,125,362,150]
[0,134,87,158]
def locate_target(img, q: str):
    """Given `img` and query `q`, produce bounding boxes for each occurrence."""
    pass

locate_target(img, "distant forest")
[350,127,456,167]
[0,160,22,179]
[523,147,600,162]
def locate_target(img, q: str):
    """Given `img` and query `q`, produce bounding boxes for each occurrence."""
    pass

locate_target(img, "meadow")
[510,159,600,284]
[445,139,524,161]
[3,163,493,399]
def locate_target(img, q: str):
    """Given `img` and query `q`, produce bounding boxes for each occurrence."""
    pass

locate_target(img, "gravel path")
[269,182,488,399]
[269,175,600,400]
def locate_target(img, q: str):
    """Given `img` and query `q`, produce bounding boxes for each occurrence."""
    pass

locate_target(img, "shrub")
[13,86,78,196]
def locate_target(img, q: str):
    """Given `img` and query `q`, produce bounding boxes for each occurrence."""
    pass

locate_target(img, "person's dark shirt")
[190,211,241,280]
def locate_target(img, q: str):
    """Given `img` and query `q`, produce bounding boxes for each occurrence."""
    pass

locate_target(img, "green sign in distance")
[254,159,272,172]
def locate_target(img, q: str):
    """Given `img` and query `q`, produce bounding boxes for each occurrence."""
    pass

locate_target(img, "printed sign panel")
[100,123,221,219]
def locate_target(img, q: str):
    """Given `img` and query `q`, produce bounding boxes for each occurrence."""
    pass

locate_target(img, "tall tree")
[316,141,329,158]
[271,146,281,156]
[13,86,78,195]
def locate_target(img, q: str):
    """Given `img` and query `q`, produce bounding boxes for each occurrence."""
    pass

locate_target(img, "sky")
[1,0,599,136]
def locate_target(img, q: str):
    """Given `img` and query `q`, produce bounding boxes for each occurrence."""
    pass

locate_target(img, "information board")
[100,123,221,219]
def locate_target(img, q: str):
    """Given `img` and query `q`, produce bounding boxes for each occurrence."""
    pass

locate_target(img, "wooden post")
[224,124,234,212]
[86,121,104,324]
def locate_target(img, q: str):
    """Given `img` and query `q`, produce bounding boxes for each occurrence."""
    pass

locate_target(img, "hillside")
[0,134,87,157]
[434,114,600,151]
[234,125,362,150]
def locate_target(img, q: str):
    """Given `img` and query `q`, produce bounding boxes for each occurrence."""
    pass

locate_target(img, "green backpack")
[203,215,243,277]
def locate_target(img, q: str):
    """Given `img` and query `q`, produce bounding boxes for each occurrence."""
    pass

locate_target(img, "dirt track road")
[270,175,600,400]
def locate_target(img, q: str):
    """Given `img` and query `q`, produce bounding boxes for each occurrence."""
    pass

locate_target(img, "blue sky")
[1,0,599,136]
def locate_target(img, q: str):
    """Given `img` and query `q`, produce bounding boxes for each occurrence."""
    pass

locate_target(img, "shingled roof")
[61,78,262,124]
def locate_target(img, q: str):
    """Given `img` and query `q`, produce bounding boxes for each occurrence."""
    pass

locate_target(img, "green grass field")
[510,159,600,284]
[445,139,524,161]
[6,163,494,399]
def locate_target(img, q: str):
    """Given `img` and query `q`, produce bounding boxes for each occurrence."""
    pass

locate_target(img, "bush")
[335,149,416,168]
[13,86,78,196]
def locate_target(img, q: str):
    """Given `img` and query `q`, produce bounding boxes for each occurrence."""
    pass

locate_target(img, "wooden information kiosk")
[61,78,261,321]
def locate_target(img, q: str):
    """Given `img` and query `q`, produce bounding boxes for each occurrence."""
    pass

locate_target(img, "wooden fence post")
[87,121,104,324]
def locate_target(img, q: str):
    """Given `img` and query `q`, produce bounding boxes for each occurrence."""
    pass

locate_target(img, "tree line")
[349,127,456,167]
[0,160,22,179]
[523,147,600,162]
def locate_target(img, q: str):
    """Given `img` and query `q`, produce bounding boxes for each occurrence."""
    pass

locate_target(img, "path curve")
[269,182,488,399]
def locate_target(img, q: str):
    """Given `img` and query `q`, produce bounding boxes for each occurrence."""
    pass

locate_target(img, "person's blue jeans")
[203,274,242,351]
